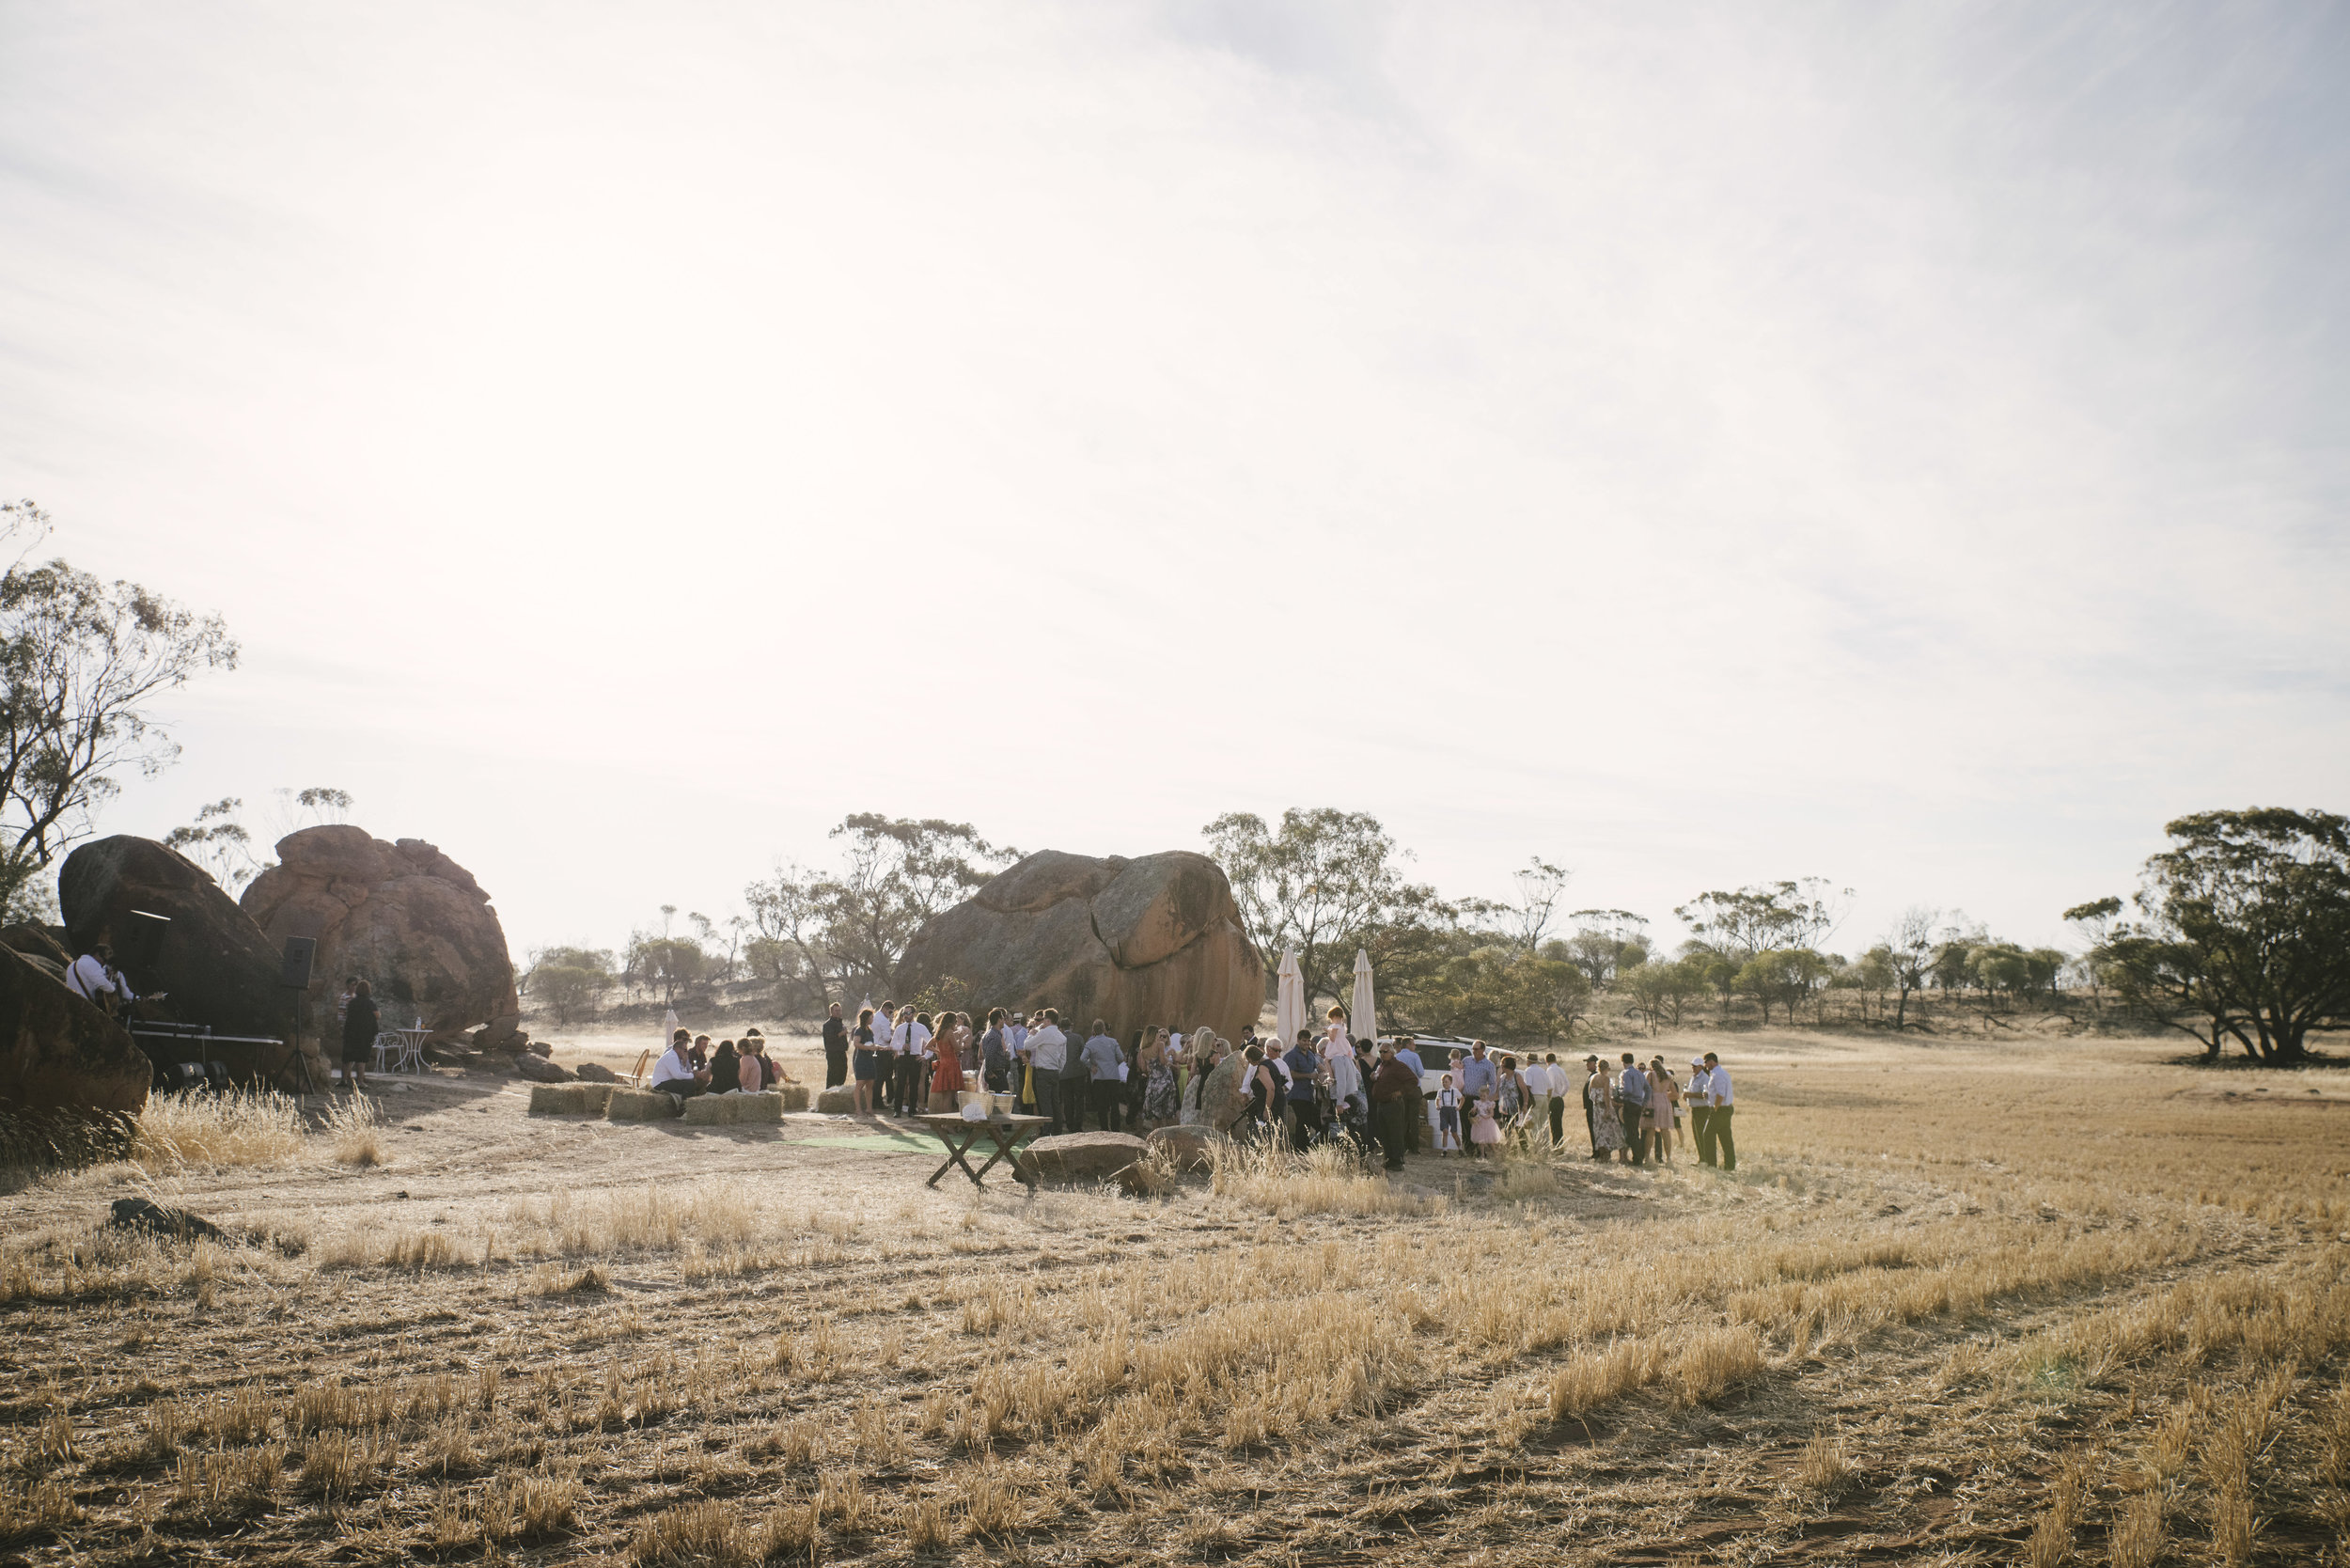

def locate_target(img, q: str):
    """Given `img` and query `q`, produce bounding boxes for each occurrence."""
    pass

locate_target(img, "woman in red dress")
[930,1011,969,1107]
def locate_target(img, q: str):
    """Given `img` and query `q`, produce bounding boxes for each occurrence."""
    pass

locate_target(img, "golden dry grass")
[1,1031,2344,1565]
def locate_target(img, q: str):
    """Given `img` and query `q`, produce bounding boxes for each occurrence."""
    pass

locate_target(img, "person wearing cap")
[1695,1051,1735,1169]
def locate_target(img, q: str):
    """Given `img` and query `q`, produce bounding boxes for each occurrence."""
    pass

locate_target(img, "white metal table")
[373,1027,430,1074]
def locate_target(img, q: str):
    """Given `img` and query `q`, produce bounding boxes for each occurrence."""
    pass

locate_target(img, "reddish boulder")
[0,942,148,1117]
[241,826,520,1043]
[896,851,1263,1043]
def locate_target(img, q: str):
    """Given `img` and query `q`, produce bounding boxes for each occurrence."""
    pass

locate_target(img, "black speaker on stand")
[281,936,320,1096]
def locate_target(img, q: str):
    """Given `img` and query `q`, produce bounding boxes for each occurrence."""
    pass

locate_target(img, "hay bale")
[736,1091,785,1123]
[682,1094,738,1126]
[528,1083,612,1117]
[606,1087,680,1121]
[776,1083,809,1112]
[814,1085,856,1114]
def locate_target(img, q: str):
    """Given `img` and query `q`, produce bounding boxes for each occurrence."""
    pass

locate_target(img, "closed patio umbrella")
[1275,949,1305,1051]
[1350,948,1378,1048]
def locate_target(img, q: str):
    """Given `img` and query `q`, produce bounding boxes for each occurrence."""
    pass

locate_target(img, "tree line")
[6,505,2331,1067]
[523,806,2349,1070]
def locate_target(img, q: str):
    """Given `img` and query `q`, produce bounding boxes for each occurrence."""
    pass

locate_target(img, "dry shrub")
[0,1477,86,1541]
[2110,1489,2166,1568]
[480,1469,580,1543]
[1207,1141,1444,1219]
[133,1091,306,1171]
[33,1401,74,1466]
[297,1429,392,1497]
[322,1098,386,1167]
[2026,1448,2096,1568]
[749,1417,821,1467]
[1550,1340,1666,1421]
[2204,1369,2291,1567]
[760,1497,822,1557]
[902,1494,952,1551]
[820,1470,876,1534]
[172,1443,286,1517]
[1798,1433,1853,1497]
[632,1497,754,1566]
[1674,1324,1763,1403]
[384,1229,463,1271]
[0,1107,134,1190]
[197,1382,277,1445]
[957,1459,1031,1538]
[1492,1158,1558,1200]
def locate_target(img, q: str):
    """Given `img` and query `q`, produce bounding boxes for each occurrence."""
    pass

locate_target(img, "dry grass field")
[1,1027,2344,1566]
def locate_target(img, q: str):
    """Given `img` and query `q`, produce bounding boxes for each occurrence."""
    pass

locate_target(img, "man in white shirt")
[1696,1051,1735,1169]
[1537,1054,1569,1148]
[890,1009,932,1117]
[66,945,135,1014]
[1021,1010,1067,1131]
[649,1029,710,1100]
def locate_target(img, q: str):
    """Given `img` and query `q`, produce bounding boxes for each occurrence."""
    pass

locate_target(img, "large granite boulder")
[1181,1052,1251,1132]
[1022,1130,1146,1184]
[59,836,298,1065]
[241,826,520,1043]
[896,850,1263,1043]
[1145,1123,1222,1172]
[0,942,149,1116]
[0,923,72,986]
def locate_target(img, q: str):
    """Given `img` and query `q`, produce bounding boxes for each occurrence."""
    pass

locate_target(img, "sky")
[2,0,2345,962]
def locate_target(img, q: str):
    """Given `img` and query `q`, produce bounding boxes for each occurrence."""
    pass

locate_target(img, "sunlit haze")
[4,2,2345,959]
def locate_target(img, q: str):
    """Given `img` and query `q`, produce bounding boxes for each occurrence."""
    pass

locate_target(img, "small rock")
[573,1061,620,1083]
[511,1052,572,1083]
[1024,1131,1147,1184]
[1145,1124,1222,1172]
[109,1197,227,1243]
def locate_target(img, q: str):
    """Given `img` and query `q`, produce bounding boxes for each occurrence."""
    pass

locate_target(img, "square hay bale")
[606,1087,681,1121]
[682,1094,738,1126]
[528,1083,612,1117]
[737,1091,785,1123]
[815,1085,857,1114]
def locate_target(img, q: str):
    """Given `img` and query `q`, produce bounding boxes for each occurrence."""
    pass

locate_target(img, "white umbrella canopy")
[1350,949,1378,1049]
[1275,949,1305,1050]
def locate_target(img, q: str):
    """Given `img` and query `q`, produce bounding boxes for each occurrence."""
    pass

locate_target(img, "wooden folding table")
[916,1112,1051,1189]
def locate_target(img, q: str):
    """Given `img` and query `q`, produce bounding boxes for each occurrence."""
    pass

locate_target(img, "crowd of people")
[628,998,1745,1175]
[646,1027,788,1096]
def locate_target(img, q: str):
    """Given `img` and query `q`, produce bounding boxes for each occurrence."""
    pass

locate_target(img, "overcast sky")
[3,1,2345,962]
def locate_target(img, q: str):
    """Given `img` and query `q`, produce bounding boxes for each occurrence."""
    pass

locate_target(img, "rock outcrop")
[1181,1051,1250,1132]
[60,836,294,1046]
[241,826,520,1043]
[896,850,1263,1043]
[1144,1123,1221,1172]
[1021,1130,1147,1184]
[0,942,149,1117]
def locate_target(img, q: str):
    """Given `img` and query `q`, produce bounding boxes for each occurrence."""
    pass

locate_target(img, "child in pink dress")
[1469,1097,1501,1157]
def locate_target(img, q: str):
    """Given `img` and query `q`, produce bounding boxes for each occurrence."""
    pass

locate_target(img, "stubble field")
[1,1027,2345,1566]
